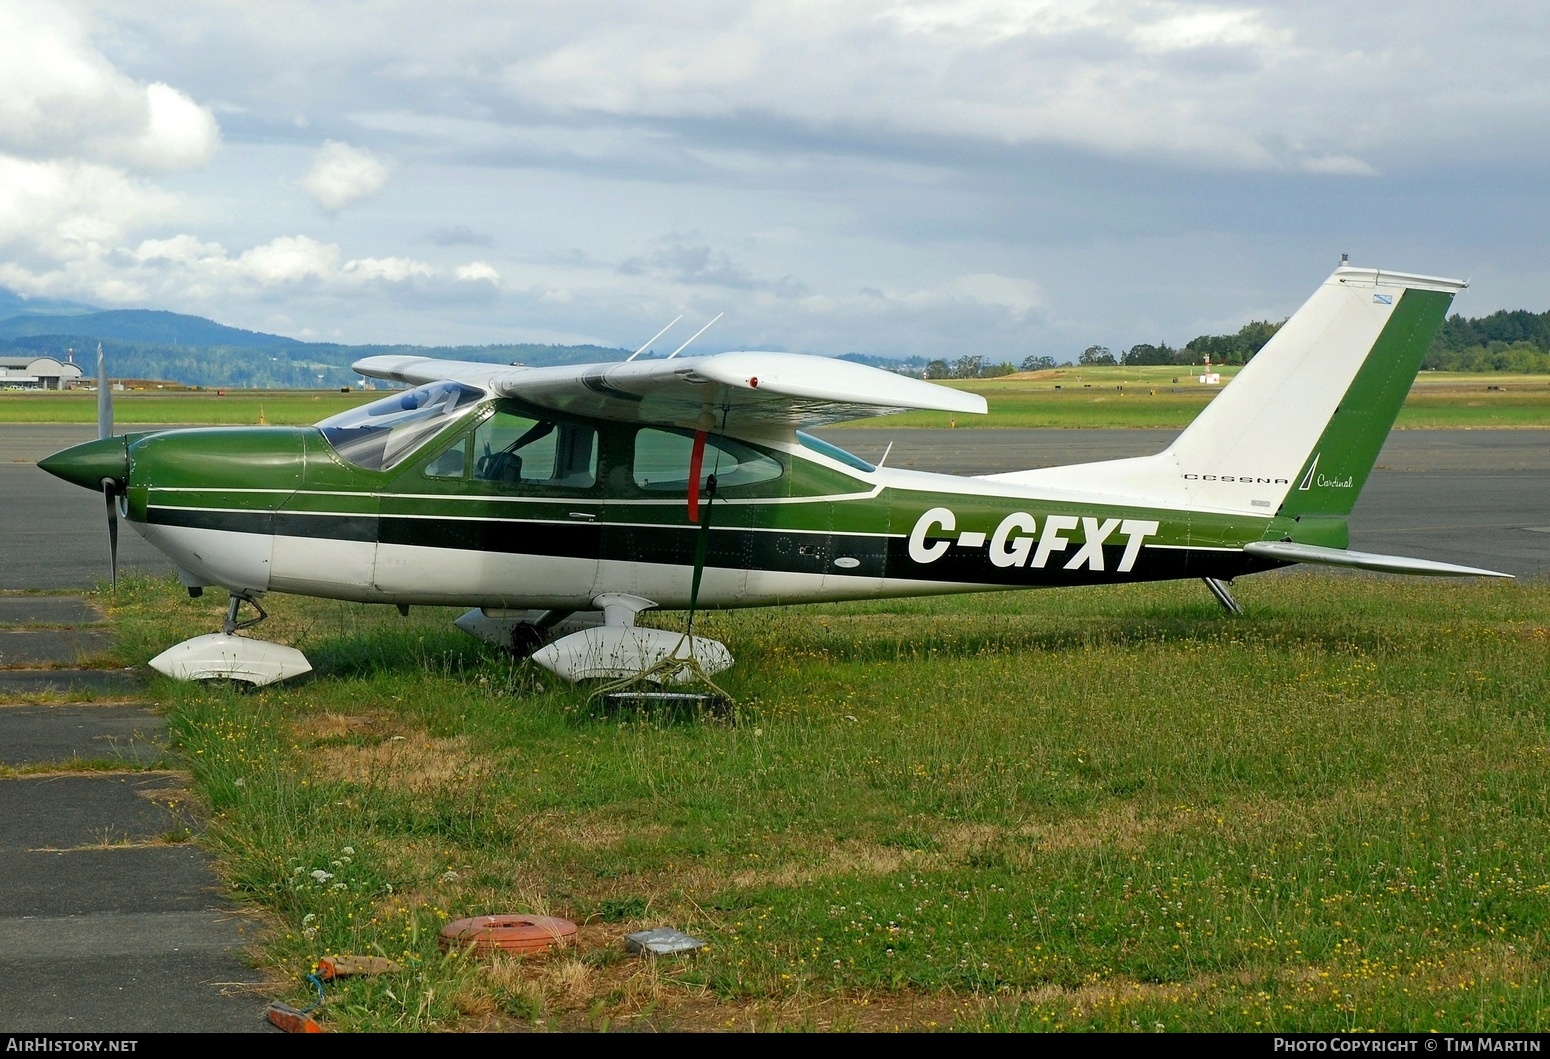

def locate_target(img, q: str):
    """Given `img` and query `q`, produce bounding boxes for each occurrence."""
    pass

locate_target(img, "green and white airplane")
[39,262,1509,686]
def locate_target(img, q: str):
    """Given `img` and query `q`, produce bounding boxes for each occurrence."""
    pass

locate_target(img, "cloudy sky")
[1,1,1546,361]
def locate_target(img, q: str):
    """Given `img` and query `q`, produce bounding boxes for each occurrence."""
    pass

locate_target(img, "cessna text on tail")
[39,263,1508,686]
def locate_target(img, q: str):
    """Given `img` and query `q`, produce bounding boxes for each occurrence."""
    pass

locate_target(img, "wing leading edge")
[353,352,986,430]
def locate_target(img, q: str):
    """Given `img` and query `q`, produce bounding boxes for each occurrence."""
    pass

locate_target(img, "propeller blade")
[102,479,119,590]
[96,344,113,440]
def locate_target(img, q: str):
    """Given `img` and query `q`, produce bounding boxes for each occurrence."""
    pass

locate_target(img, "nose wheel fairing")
[148,632,313,687]
[148,593,312,687]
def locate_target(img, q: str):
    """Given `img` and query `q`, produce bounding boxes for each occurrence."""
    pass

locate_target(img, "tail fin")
[985,264,1466,518]
[1170,264,1464,518]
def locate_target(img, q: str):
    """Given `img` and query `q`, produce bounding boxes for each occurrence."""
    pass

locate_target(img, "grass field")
[30,571,1548,1032]
[2,370,1547,430]
[0,388,370,426]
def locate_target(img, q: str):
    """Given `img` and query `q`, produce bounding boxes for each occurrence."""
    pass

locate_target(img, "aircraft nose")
[37,435,130,491]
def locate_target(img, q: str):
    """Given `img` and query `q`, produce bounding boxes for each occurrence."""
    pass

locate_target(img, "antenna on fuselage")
[878,440,893,468]
[625,315,683,363]
[666,313,724,359]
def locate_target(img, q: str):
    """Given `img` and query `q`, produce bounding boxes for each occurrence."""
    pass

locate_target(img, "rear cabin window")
[797,430,875,473]
[632,429,783,493]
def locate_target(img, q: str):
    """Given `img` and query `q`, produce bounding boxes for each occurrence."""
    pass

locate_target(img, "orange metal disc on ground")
[439,914,577,955]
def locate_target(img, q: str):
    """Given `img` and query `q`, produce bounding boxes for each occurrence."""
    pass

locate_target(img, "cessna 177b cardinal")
[39,262,1509,686]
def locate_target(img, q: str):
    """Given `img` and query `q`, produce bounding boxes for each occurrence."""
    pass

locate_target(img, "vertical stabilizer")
[1167,265,1464,517]
[984,264,1466,518]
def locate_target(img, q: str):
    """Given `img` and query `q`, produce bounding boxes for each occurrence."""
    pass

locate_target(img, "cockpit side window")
[468,409,598,490]
[318,382,485,471]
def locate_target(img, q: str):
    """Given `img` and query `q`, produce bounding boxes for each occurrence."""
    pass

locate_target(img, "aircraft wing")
[353,352,986,429]
[1244,541,1512,578]
[350,356,515,392]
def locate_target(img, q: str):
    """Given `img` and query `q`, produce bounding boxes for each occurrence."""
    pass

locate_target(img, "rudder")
[1275,281,1457,519]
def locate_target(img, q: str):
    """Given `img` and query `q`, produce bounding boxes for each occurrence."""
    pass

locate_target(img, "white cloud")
[58,2,1550,179]
[132,234,227,266]
[1297,154,1380,177]
[341,256,435,283]
[237,235,341,285]
[302,141,390,212]
[132,82,221,171]
[0,217,491,319]
[0,2,217,172]
[0,155,178,257]
[945,273,1045,315]
[455,261,501,283]
[492,2,1315,170]
[1,2,1543,349]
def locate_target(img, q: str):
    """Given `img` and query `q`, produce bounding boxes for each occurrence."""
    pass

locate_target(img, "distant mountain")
[0,308,293,347]
[0,301,637,387]
[0,290,98,318]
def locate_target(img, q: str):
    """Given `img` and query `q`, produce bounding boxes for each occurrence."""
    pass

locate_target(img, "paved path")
[0,594,273,1033]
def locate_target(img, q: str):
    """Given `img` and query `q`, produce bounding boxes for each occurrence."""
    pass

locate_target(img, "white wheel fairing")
[531,626,732,683]
[149,633,312,686]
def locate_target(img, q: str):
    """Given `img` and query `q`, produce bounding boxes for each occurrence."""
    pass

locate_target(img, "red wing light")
[749,376,758,388]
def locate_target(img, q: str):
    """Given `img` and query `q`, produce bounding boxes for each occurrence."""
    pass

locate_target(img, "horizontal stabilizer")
[1244,541,1512,579]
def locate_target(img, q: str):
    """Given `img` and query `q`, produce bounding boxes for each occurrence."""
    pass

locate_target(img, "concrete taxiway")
[1,428,275,1033]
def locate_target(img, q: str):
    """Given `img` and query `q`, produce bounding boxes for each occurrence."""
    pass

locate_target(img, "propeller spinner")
[37,345,127,587]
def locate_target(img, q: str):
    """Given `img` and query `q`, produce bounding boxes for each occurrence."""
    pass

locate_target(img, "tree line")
[1025,307,1550,375]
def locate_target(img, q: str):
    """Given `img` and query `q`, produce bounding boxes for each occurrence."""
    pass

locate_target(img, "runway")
[3,424,1545,587]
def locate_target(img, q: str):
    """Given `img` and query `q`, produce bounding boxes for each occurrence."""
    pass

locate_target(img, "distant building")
[0,356,84,390]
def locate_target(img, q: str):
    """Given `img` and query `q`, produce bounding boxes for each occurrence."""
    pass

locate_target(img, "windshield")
[317,381,486,471]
